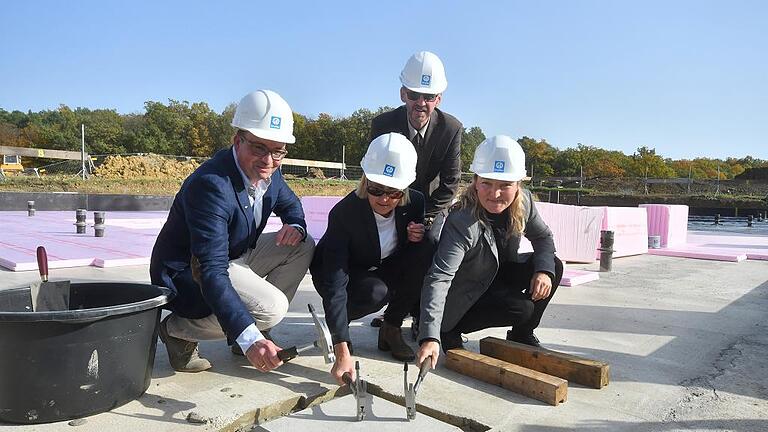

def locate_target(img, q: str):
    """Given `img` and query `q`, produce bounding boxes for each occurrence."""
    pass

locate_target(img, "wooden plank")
[282,158,345,170]
[445,349,567,406]
[479,337,610,389]
[0,145,87,161]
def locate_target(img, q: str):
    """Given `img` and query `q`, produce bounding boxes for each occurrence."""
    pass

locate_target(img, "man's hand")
[407,221,425,243]
[330,342,355,385]
[529,272,552,302]
[245,339,284,372]
[416,341,440,370]
[275,224,302,246]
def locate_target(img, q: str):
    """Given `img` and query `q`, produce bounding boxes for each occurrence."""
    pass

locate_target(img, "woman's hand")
[416,341,440,369]
[330,342,355,385]
[529,272,552,301]
[407,221,426,243]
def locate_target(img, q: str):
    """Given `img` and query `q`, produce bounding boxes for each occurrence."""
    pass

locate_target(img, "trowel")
[30,246,70,312]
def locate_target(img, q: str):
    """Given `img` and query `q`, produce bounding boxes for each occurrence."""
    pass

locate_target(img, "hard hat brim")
[236,126,296,144]
[474,171,527,182]
[365,173,413,191]
[400,82,446,95]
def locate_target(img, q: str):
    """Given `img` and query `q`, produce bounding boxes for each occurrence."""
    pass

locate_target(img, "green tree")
[460,127,485,171]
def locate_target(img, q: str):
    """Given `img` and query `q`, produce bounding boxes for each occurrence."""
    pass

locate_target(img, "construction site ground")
[1,253,766,432]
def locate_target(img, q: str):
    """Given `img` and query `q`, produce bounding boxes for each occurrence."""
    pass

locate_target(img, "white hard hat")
[470,135,527,181]
[399,51,447,95]
[361,133,417,190]
[231,89,296,144]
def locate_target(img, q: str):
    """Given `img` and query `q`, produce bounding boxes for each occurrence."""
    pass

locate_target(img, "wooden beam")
[282,158,345,170]
[479,337,609,389]
[0,145,87,161]
[445,349,567,406]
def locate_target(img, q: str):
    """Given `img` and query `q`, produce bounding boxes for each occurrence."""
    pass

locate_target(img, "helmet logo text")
[493,160,505,172]
[270,116,281,129]
[421,74,431,86]
[383,164,396,177]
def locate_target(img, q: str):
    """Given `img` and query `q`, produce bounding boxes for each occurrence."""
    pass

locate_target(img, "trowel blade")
[30,280,70,312]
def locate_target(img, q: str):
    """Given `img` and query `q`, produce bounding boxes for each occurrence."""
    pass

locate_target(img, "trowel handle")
[277,346,298,362]
[342,372,353,386]
[36,246,49,282]
[419,355,432,378]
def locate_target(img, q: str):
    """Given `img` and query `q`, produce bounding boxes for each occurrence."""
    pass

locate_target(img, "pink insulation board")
[519,202,604,263]
[640,204,689,247]
[300,196,344,241]
[597,206,648,258]
[561,269,600,287]
[647,246,747,262]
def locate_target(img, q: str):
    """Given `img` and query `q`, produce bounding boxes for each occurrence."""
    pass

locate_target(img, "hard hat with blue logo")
[399,51,448,95]
[470,135,527,181]
[231,89,296,144]
[361,133,418,190]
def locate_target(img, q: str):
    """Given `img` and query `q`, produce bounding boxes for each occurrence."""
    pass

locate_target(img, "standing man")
[150,89,315,374]
[370,50,463,237]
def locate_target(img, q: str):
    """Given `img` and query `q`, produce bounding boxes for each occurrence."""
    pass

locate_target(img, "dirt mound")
[94,154,201,180]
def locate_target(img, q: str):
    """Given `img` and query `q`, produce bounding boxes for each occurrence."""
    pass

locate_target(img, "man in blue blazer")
[150,90,314,373]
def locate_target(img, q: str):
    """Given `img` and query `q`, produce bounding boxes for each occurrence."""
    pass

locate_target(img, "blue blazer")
[150,147,306,341]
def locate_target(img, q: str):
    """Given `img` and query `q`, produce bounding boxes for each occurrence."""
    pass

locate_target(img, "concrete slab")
[254,394,461,431]
[1,243,767,432]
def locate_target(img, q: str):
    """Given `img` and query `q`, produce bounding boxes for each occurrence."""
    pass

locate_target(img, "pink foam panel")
[597,207,648,258]
[560,269,600,287]
[647,246,747,262]
[519,202,604,263]
[640,204,689,247]
[300,196,344,241]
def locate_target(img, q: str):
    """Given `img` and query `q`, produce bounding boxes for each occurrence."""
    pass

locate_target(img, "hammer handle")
[277,346,298,362]
[36,246,49,282]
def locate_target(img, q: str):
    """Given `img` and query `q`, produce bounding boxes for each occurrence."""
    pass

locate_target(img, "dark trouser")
[446,255,564,336]
[346,241,434,327]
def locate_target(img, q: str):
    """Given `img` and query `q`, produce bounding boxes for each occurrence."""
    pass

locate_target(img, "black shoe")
[506,330,541,348]
[370,315,384,328]
[439,330,464,353]
[231,344,244,356]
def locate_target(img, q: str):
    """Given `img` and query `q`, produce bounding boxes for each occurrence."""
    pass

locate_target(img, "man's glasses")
[239,134,288,160]
[366,185,405,199]
[405,90,438,102]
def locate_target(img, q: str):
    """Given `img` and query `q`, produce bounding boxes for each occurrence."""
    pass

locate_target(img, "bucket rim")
[0,282,173,322]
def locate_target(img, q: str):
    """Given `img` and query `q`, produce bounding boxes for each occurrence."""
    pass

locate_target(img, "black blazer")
[310,189,425,344]
[370,106,462,217]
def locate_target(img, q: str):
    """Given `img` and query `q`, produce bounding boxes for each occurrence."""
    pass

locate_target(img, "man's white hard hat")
[399,51,448,95]
[231,89,296,144]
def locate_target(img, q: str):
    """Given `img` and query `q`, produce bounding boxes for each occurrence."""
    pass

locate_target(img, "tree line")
[1,101,765,180]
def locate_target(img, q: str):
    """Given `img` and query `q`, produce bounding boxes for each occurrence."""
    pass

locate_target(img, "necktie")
[412,133,422,149]
[247,185,257,199]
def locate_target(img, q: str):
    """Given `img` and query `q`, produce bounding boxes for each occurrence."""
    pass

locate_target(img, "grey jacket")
[418,189,556,343]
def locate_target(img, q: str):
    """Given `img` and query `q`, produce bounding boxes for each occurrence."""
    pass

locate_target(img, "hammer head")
[308,304,335,364]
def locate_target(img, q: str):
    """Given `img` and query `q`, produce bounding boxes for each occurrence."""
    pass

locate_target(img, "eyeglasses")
[366,185,405,199]
[405,90,438,102]
[239,134,288,160]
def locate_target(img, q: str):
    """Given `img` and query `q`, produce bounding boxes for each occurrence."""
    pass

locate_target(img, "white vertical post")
[340,145,347,180]
[81,124,86,180]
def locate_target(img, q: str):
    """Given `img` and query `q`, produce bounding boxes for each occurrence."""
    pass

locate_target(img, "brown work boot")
[159,316,212,372]
[378,321,415,361]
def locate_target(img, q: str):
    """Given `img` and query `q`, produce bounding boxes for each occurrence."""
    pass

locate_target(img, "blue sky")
[1,1,765,160]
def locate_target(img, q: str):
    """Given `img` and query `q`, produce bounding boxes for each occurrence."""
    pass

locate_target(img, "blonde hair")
[355,174,410,206]
[457,175,526,237]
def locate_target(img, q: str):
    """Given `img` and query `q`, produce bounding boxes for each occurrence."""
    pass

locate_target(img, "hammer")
[404,356,432,420]
[277,304,336,364]
[342,361,368,421]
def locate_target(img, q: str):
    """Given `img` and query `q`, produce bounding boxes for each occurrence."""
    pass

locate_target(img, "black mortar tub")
[0,282,172,424]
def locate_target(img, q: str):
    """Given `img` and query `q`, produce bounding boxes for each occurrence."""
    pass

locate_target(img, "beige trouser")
[167,232,315,342]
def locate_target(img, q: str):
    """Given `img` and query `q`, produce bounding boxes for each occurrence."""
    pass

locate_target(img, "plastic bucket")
[0,282,172,424]
[648,235,661,249]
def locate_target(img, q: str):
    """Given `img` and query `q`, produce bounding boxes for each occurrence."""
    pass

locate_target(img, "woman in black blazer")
[311,133,433,384]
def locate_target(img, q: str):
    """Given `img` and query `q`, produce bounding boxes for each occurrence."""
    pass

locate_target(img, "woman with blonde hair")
[311,133,434,383]
[415,135,563,369]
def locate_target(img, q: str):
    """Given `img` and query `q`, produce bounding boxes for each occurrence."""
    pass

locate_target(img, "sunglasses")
[239,134,288,160]
[405,90,438,102]
[366,185,405,199]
